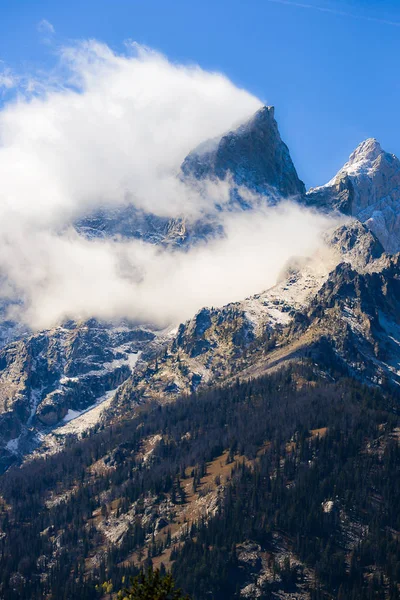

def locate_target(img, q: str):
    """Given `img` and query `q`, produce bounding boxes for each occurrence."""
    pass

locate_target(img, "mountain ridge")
[2,106,400,468]
[1,103,400,599]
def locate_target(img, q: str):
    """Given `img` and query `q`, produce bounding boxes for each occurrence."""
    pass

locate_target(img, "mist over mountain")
[2,39,400,465]
[0,42,334,332]
[1,37,400,600]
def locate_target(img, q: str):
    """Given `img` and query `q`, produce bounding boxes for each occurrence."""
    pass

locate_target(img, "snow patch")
[5,436,21,455]
[62,409,82,423]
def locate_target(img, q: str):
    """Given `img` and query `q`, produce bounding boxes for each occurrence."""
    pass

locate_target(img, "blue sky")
[0,0,399,188]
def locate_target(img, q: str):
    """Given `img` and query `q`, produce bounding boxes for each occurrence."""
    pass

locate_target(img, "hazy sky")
[0,0,399,188]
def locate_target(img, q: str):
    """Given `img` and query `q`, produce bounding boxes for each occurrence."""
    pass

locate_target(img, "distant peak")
[347,138,383,165]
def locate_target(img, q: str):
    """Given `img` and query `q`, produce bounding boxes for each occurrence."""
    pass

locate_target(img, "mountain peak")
[347,138,383,166]
[306,137,400,253]
[245,104,275,125]
[181,105,305,198]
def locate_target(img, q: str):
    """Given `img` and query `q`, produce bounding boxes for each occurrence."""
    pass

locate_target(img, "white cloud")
[0,41,261,224]
[0,41,336,331]
[2,203,336,330]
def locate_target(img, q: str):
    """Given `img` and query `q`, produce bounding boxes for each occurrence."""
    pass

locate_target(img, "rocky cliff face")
[181,106,306,200]
[0,319,158,470]
[306,138,400,252]
[288,254,400,385]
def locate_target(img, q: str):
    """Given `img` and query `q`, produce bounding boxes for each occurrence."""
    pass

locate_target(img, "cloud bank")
[0,41,336,330]
[0,41,261,223]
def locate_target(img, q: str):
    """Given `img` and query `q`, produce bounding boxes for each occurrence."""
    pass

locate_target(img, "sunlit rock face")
[306,138,400,253]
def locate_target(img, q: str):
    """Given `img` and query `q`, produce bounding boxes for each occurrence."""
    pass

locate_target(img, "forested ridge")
[1,360,400,599]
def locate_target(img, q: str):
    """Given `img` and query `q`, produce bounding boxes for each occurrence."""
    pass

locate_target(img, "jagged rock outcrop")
[324,220,384,269]
[279,254,400,385]
[115,305,257,408]
[219,252,400,391]
[75,206,189,244]
[75,205,218,247]
[182,106,305,200]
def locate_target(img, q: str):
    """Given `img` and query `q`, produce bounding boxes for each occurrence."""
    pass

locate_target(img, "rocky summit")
[306,137,400,252]
[181,106,306,199]
[1,106,400,600]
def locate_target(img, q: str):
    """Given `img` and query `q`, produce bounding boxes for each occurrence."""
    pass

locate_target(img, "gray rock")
[306,138,400,252]
[182,106,305,200]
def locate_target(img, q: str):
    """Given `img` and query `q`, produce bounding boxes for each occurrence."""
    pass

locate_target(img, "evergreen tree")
[116,568,190,600]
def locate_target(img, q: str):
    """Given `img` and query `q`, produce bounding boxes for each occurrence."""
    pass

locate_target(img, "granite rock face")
[181,106,306,200]
[323,220,384,269]
[290,254,400,385]
[306,138,400,252]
